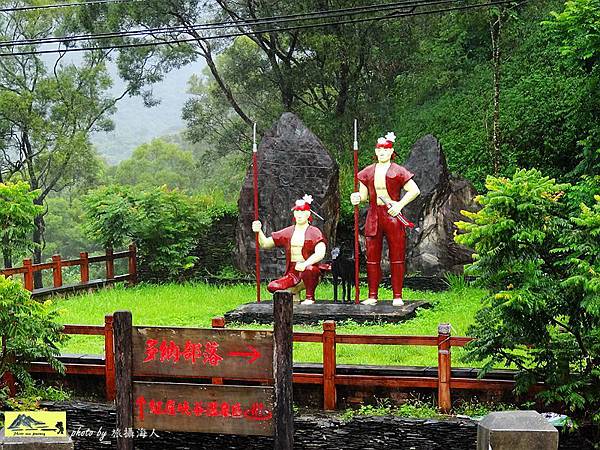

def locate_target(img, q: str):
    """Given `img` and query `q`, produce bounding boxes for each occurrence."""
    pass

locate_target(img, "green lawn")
[52,282,486,367]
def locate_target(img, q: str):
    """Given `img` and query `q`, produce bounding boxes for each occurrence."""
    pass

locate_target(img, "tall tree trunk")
[32,208,45,289]
[2,244,12,269]
[490,11,502,175]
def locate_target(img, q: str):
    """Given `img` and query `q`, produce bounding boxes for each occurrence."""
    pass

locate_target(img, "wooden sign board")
[132,326,273,379]
[133,382,274,436]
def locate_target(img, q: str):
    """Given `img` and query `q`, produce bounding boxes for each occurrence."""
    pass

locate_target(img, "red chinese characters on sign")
[136,396,272,423]
[143,339,224,366]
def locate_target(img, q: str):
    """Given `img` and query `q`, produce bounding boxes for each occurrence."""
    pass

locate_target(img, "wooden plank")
[335,374,438,389]
[88,255,107,263]
[113,250,131,259]
[292,373,323,384]
[132,327,273,379]
[273,291,294,450]
[322,321,336,410]
[133,382,274,436]
[437,323,452,413]
[106,248,114,280]
[62,324,105,335]
[80,252,89,283]
[105,315,116,401]
[292,332,322,343]
[335,334,438,346]
[450,337,474,347]
[451,378,516,390]
[61,258,83,268]
[31,262,53,271]
[114,311,134,450]
[23,259,33,291]
[28,362,105,375]
[0,267,27,276]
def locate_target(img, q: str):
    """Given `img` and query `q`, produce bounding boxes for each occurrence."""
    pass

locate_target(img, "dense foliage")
[455,169,600,423]
[0,276,66,392]
[0,182,42,268]
[84,185,237,281]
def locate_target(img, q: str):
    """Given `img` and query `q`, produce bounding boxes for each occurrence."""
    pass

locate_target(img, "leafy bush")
[84,185,238,282]
[455,168,600,423]
[0,181,43,267]
[0,276,66,392]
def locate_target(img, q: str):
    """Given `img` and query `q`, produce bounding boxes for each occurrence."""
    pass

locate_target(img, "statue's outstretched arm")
[251,220,275,249]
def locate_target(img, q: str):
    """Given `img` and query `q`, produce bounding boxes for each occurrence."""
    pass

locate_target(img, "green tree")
[0,181,43,268]
[111,138,200,193]
[0,8,122,285]
[84,185,206,281]
[455,168,600,425]
[0,276,66,392]
[544,0,600,175]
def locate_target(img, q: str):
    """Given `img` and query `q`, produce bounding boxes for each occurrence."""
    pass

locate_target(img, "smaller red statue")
[252,194,327,305]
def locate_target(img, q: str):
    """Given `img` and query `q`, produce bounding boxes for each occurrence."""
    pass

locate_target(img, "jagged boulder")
[235,113,339,278]
[403,135,478,275]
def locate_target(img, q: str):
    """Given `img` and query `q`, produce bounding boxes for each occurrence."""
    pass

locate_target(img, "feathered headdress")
[375,131,396,149]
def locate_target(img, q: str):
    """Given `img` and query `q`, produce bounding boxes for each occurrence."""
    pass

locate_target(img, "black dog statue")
[331,246,354,303]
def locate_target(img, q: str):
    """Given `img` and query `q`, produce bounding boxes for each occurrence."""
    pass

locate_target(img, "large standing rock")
[402,135,478,276]
[235,113,339,278]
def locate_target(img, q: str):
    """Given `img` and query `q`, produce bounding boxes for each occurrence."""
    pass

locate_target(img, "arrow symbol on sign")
[227,345,261,364]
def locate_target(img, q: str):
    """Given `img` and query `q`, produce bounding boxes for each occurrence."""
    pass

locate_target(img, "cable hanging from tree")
[0,0,452,48]
[0,0,143,13]
[0,0,527,57]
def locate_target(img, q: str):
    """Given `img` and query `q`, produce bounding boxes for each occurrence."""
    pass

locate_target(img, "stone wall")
[42,401,594,450]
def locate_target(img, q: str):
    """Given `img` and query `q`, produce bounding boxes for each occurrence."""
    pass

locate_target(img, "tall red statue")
[350,132,421,306]
[252,195,327,305]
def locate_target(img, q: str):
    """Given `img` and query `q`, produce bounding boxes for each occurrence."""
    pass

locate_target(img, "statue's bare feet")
[392,298,404,307]
[361,298,378,306]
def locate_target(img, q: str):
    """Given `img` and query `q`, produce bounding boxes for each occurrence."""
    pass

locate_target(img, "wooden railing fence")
[0,245,137,295]
[1,316,534,413]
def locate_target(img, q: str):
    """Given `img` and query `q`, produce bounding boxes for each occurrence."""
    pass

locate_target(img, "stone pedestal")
[0,428,74,449]
[477,411,558,450]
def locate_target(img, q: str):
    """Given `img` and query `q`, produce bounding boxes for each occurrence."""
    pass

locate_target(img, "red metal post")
[252,123,261,303]
[80,252,89,283]
[104,314,116,401]
[437,323,452,413]
[353,120,360,304]
[23,258,33,291]
[323,320,337,410]
[52,254,63,288]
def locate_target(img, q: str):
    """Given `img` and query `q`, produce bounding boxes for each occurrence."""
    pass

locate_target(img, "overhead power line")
[0,0,439,48]
[0,0,142,13]
[0,0,526,57]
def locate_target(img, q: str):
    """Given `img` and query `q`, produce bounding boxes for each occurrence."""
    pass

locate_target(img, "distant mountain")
[8,414,46,430]
[91,60,206,165]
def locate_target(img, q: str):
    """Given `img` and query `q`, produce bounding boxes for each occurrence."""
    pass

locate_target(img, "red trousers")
[366,205,406,299]
[267,265,322,300]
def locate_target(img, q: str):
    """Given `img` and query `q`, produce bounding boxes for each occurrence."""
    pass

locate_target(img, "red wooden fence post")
[52,254,63,288]
[23,258,33,291]
[437,323,452,413]
[323,320,337,410]
[128,244,137,286]
[104,314,116,401]
[211,317,225,385]
[80,252,89,284]
[106,248,114,280]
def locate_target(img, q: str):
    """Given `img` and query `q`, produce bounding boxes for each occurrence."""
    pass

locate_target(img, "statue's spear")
[353,119,360,304]
[252,123,261,303]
